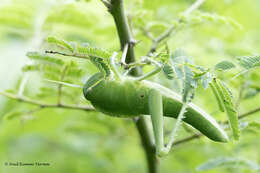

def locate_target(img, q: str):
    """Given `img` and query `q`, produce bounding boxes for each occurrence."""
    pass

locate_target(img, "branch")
[0,91,95,112]
[109,0,141,76]
[147,0,206,55]
[238,107,260,119]
[135,116,158,173]
[108,1,158,173]
[183,0,205,16]
[172,106,260,146]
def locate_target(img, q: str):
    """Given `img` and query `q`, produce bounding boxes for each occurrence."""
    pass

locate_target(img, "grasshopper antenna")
[43,79,83,88]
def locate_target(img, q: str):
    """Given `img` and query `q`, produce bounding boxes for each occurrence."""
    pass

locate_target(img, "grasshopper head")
[83,72,105,100]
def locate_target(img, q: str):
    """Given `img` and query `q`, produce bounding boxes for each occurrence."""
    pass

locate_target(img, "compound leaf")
[197,157,260,171]
[214,60,236,71]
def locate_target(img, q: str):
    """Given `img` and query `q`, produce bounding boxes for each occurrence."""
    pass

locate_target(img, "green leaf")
[162,64,174,79]
[187,11,242,29]
[237,55,260,69]
[42,65,62,75]
[64,61,84,78]
[243,88,260,99]
[200,72,212,89]
[22,64,40,72]
[36,86,57,98]
[197,157,260,171]
[209,82,225,112]
[169,48,196,102]
[76,44,111,59]
[182,66,196,102]
[26,52,64,65]
[66,67,83,78]
[4,111,23,120]
[245,121,260,132]
[173,65,184,79]
[45,37,113,77]
[214,79,240,140]
[47,36,74,52]
[214,60,236,71]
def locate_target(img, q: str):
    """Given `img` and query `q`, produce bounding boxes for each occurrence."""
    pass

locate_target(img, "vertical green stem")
[109,0,159,173]
[109,0,141,76]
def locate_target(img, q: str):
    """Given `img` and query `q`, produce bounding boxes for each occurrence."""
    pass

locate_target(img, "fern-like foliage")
[75,43,111,59]
[182,66,195,102]
[46,36,112,77]
[75,44,111,77]
[178,11,242,30]
[168,48,197,102]
[4,111,24,120]
[162,64,174,79]
[197,157,260,171]
[244,87,260,99]
[245,121,260,133]
[199,71,212,89]
[26,52,65,65]
[214,60,236,71]
[209,82,225,112]
[160,49,240,139]
[47,36,74,52]
[22,50,85,102]
[213,78,240,140]
[0,4,35,39]
[237,55,260,69]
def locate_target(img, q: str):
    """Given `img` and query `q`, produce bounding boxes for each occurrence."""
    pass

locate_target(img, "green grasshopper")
[45,37,228,157]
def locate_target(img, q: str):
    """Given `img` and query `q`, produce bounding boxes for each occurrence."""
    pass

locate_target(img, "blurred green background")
[0,0,259,173]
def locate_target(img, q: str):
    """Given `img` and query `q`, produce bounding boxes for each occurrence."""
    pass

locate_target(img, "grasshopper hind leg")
[148,89,169,157]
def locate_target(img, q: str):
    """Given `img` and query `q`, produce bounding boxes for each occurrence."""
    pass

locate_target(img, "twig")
[238,107,260,119]
[110,52,121,79]
[172,133,201,146]
[183,0,205,16]
[147,0,206,55]
[0,91,95,112]
[120,43,128,66]
[140,27,154,40]
[45,50,88,59]
[148,25,175,55]
[172,106,260,146]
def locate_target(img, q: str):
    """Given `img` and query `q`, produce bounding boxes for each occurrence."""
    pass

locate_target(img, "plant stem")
[0,91,95,111]
[135,116,159,173]
[109,0,141,76]
[182,0,205,16]
[147,0,206,55]
[109,0,158,173]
